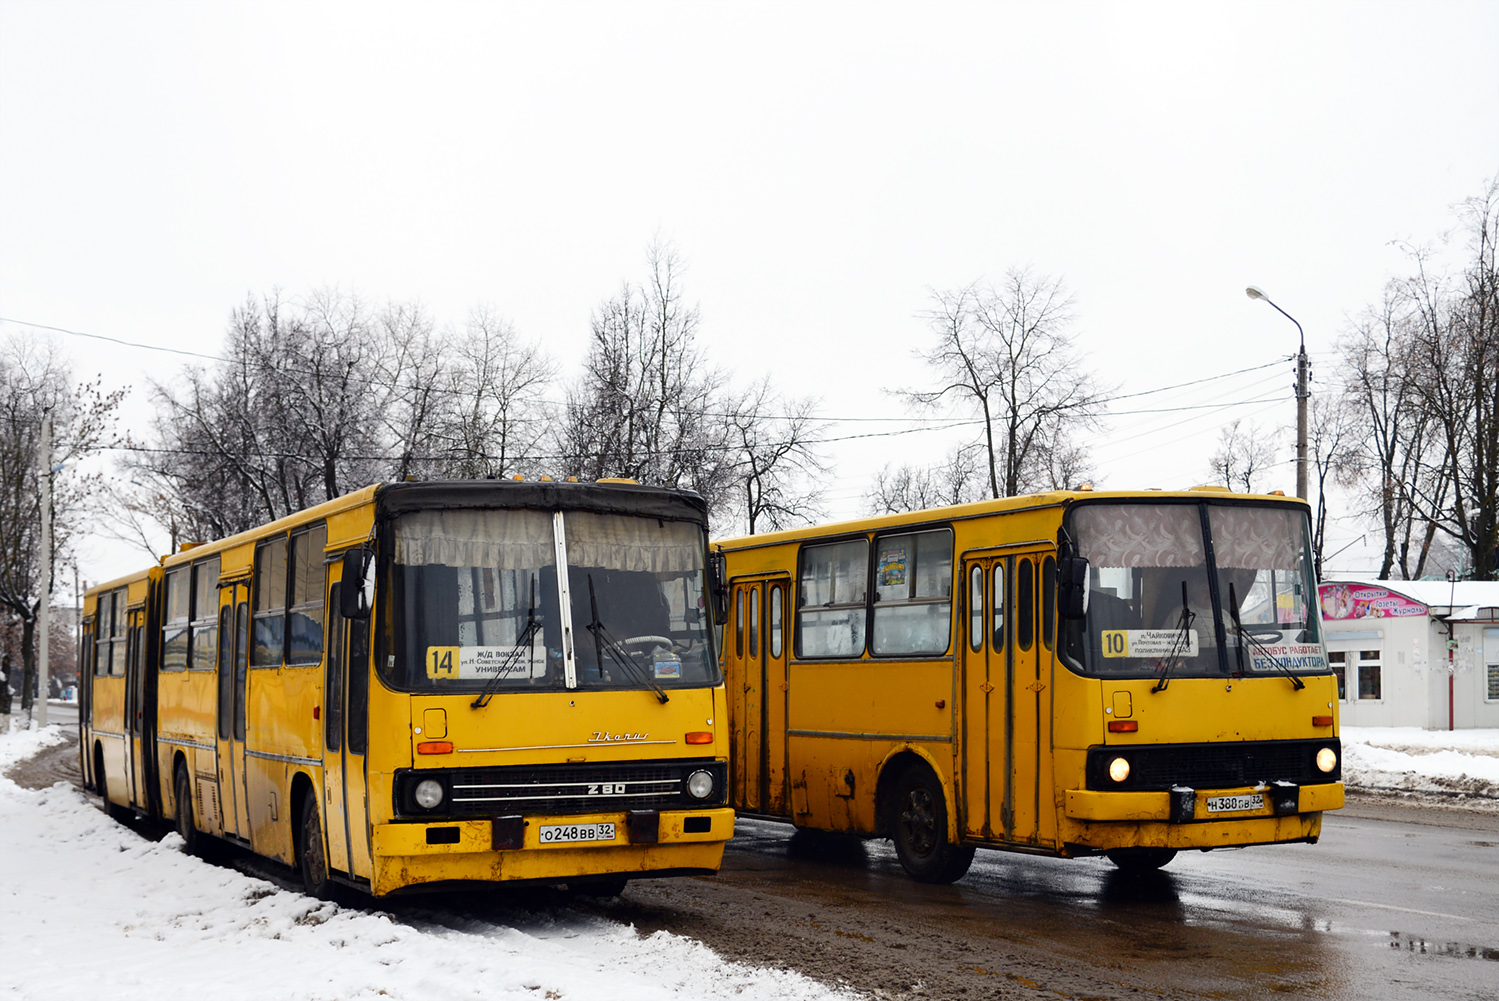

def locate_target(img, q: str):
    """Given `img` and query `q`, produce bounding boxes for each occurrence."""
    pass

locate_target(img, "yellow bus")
[714,486,1343,881]
[82,479,733,897]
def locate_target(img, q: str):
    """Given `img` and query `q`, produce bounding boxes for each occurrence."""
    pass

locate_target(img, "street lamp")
[1245,286,1310,500]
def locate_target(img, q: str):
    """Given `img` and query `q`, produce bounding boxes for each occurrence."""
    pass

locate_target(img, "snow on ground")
[1341,726,1499,809]
[0,725,857,1001]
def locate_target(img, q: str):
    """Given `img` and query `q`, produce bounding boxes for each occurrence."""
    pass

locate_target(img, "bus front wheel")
[298,794,333,899]
[891,765,975,884]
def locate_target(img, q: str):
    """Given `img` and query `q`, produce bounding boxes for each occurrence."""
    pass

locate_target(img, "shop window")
[1328,651,1347,701]
[1357,649,1381,700]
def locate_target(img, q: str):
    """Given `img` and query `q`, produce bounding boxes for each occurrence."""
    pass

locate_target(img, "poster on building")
[1318,584,1426,621]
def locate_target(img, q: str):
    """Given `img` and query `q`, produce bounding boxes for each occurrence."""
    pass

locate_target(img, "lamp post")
[1245,286,1309,500]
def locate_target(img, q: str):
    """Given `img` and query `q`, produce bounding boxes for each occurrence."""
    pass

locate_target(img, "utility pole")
[38,411,51,727]
[1246,286,1309,499]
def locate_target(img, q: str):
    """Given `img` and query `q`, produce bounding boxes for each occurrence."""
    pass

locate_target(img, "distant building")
[1317,578,1499,730]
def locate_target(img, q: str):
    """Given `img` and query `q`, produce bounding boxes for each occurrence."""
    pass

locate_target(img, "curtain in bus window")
[796,539,867,658]
[1072,504,1205,568]
[287,526,326,665]
[163,568,190,672]
[871,529,952,656]
[111,591,127,676]
[394,509,556,569]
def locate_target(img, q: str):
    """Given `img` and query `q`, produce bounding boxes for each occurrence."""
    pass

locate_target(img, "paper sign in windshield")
[426,644,545,681]
[1100,629,1200,658]
[1248,643,1326,672]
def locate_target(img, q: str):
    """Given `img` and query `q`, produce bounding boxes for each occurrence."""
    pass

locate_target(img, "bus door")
[215,582,252,840]
[727,576,791,815]
[123,607,146,808]
[961,547,1056,846]
[323,579,374,881]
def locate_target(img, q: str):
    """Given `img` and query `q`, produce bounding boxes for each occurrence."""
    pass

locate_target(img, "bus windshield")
[1061,501,1326,680]
[386,508,720,693]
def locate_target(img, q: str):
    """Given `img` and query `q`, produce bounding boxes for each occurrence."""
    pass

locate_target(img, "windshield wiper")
[1152,580,1195,694]
[472,574,542,709]
[585,574,669,704]
[1227,581,1305,690]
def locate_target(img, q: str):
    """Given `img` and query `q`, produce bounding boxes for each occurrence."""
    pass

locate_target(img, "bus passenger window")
[870,529,952,656]
[162,568,190,672]
[749,588,760,659]
[287,525,326,665]
[1042,556,1056,651]
[1017,558,1035,651]
[796,539,868,658]
[969,565,984,652]
[735,589,745,657]
[252,537,288,667]
[770,586,783,658]
[191,557,220,671]
[992,566,1006,650]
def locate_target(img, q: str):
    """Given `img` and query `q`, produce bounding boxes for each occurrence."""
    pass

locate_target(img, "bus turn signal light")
[685,731,713,744]
[417,741,454,755]
[1312,715,1333,727]
[1107,720,1138,732]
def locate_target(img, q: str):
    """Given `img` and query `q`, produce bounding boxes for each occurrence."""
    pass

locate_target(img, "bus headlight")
[1315,747,1338,774]
[686,769,715,800]
[1107,757,1131,783]
[414,778,445,810]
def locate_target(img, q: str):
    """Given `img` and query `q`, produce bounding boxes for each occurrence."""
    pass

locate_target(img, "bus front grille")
[395,759,727,818]
[1084,738,1341,791]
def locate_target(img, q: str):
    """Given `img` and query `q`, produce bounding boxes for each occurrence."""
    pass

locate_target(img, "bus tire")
[1106,848,1177,872]
[97,746,130,823]
[174,765,201,857]
[298,793,333,900]
[891,765,975,884]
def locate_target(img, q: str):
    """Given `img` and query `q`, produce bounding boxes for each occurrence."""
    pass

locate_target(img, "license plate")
[1206,793,1265,814]
[538,822,616,844]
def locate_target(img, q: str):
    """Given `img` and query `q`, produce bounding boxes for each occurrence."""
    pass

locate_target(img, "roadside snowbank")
[1341,726,1499,809]
[0,725,855,1001]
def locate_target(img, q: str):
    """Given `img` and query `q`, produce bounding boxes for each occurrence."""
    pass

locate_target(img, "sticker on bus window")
[425,644,546,681]
[1248,644,1325,672]
[877,546,907,587]
[653,653,682,679]
[1100,629,1201,658]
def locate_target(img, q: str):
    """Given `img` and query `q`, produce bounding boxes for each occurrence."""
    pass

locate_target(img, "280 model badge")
[589,731,648,742]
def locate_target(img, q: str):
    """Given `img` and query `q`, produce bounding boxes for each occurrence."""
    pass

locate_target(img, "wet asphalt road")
[589,804,1499,1001]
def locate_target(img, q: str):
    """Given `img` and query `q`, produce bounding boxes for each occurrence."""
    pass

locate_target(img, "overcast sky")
[3,0,1497,587]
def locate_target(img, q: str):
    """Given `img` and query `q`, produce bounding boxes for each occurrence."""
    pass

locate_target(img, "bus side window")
[749,588,760,659]
[1017,558,1035,651]
[993,565,1006,650]
[735,589,745,657]
[1042,556,1056,651]
[253,537,288,667]
[969,565,984,652]
[769,585,783,659]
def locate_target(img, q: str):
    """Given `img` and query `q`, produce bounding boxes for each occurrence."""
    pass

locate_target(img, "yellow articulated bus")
[714,486,1343,882]
[81,479,733,897]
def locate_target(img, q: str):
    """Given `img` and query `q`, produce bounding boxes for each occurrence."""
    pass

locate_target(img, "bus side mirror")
[1059,555,1089,620]
[340,549,374,620]
[709,551,729,625]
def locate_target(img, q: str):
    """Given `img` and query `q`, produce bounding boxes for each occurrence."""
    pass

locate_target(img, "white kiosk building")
[1317,578,1499,730]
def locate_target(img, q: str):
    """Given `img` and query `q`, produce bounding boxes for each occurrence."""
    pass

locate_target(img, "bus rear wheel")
[891,765,975,884]
[298,794,333,899]
[174,765,201,857]
[96,746,129,822]
[1106,848,1177,872]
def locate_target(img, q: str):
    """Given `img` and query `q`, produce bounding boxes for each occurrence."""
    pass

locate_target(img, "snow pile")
[1341,726,1499,808]
[0,725,856,1001]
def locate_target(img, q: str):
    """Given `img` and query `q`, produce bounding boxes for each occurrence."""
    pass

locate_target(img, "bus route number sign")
[1100,629,1200,658]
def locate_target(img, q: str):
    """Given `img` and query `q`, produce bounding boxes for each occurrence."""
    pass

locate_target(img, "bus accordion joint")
[1106,720,1138,732]
[416,741,454,755]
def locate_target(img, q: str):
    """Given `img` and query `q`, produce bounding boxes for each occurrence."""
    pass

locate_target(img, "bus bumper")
[367,807,734,895]
[1060,783,1342,851]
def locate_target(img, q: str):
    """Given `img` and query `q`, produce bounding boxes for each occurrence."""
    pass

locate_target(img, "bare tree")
[560,241,735,507]
[867,445,986,515]
[906,270,1108,498]
[437,307,556,479]
[1208,419,1282,494]
[723,378,828,534]
[1306,397,1363,578]
[0,333,123,710]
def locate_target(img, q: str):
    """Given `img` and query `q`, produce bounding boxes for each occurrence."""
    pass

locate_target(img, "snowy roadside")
[0,724,859,1001]
[1340,725,1499,812]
